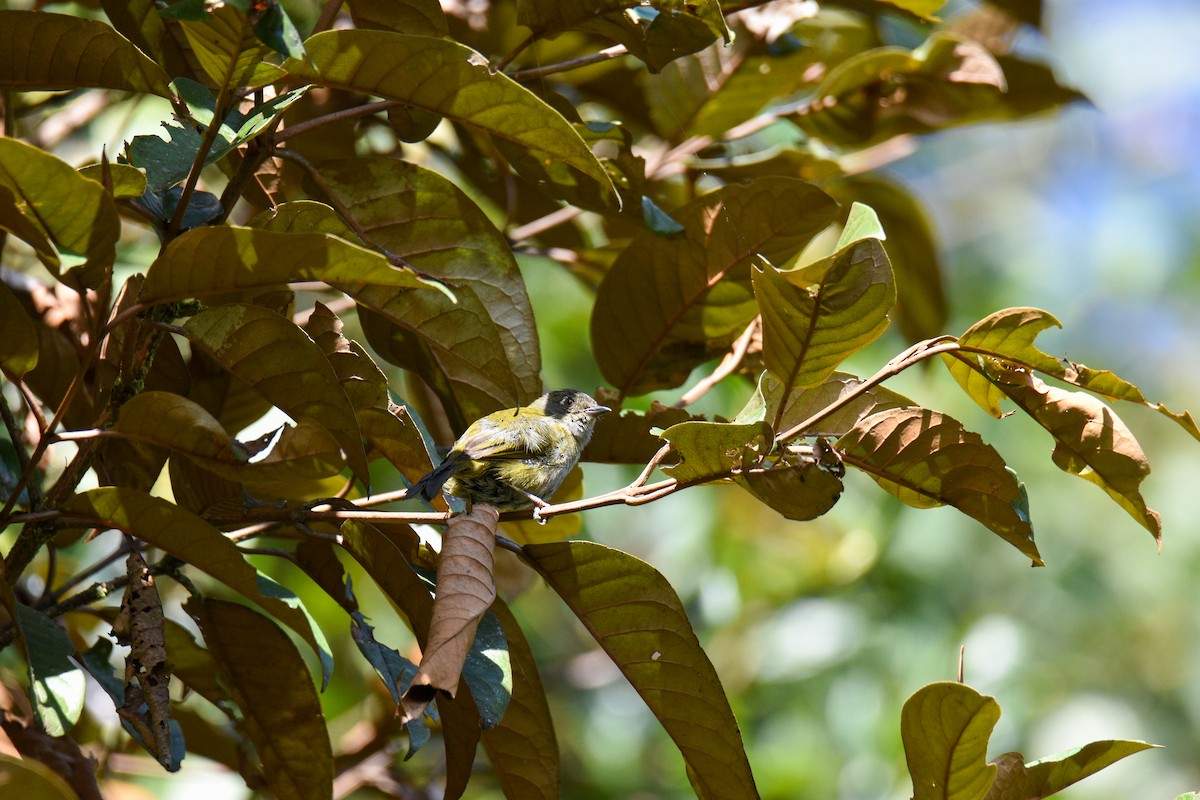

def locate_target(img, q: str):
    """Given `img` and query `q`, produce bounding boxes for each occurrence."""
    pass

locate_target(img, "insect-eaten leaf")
[660,418,774,485]
[735,456,844,521]
[839,407,1042,565]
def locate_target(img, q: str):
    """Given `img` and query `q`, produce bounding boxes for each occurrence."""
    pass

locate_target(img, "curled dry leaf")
[401,505,499,724]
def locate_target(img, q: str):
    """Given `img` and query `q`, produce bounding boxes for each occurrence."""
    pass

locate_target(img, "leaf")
[401,506,502,724]
[99,0,193,79]
[753,204,896,428]
[317,157,542,426]
[987,367,1162,543]
[63,487,334,683]
[12,605,86,737]
[78,163,148,199]
[838,408,1042,565]
[661,419,773,485]
[764,371,915,437]
[735,459,844,521]
[0,751,77,800]
[0,10,171,96]
[140,225,441,304]
[348,0,449,36]
[289,30,616,200]
[517,0,731,73]
[175,3,282,88]
[182,303,370,487]
[592,177,839,397]
[902,682,999,800]
[525,541,759,800]
[0,279,38,378]
[583,393,701,464]
[984,740,1160,799]
[186,599,333,800]
[113,392,346,482]
[835,175,947,343]
[0,137,120,289]
[480,599,560,800]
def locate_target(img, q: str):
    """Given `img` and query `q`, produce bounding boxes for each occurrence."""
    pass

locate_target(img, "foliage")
[0,0,1192,798]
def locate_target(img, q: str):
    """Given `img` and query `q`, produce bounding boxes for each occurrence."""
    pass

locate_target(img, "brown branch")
[676,318,760,408]
[510,44,629,82]
[275,100,403,143]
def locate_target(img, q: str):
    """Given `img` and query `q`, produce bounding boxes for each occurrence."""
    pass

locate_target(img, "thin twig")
[509,206,584,243]
[676,318,760,407]
[168,85,234,236]
[275,100,402,143]
[312,0,346,34]
[510,45,629,82]
[493,32,537,74]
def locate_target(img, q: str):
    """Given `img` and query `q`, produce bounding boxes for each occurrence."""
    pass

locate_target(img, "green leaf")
[251,1,305,59]
[0,10,171,96]
[13,604,86,736]
[524,541,758,800]
[348,0,449,36]
[0,138,120,289]
[517,0,731,72]
[187,599,333,800]
[764,371,915,437]
[0,280,39,378]
[985,366,1162,543]
[177,3,283,88]
[753,205,895,429]
[289,31,616,201]
[315,157,542,427]
[735,458,844,521]
[1014,740,1159,798]
[660,419,773,485]
[902,682,999,800]
[182,303,370,487]
[834,176,946,342]
[78,162,148,199]
[140,225,441,304]
[480,599,560,800]
[838,408,1042,565]
[0,751,77,800]
[592,177,839,397]
[63,488,334,684]
[641,195,686,235]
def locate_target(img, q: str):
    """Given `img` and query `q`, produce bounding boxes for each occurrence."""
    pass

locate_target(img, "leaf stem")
[168,85,234,237]
[676,318,760,408]
[275,100,402,143]
[510,44,629,82]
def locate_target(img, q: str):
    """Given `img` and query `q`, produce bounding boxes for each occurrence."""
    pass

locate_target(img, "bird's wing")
[458,419,553,461]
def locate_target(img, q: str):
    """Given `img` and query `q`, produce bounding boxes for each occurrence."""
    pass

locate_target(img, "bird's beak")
[587,405,612,417]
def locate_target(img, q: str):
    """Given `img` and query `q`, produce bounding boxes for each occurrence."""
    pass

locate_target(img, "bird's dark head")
[534,389,610,441]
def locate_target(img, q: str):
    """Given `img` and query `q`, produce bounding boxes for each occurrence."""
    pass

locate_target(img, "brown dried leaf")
[111,550,173,769]
[400,506,499,723]
[0,710,102,800]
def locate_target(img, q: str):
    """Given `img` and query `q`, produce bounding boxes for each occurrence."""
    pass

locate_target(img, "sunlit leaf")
[0,138,120,289]
[100,0,193,78]
[0,280,39,378]
[984,740,1160,800]
[525,541,758,799]
[187,599,333,800]
[987,366,1162,543]
[839,408,1042,564]
[182,303,370,487]
[754,203,895,428]
[764,371,915,437]
[480,599,559,800]
[317,157,542,427]
[63,487,334,681]
[78,162,148,199]
[902,682,999,800]
[289,31,616,200]
[660,419,773,485]
[0,10,171,96]
[13,605,86,737]
[175,3,282,88]
[592,177,839,397]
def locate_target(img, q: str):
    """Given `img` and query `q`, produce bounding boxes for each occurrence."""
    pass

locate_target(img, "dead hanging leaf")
[401,505,499,724]
[990,365,1162,545]
[0,710,102,800]
[839,407,1042,565]
[111,550,174,769]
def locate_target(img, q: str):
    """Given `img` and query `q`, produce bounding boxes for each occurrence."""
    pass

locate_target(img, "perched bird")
[408,389,610,516]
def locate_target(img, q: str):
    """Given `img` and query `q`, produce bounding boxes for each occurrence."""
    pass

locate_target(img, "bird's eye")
[561,396,573,408]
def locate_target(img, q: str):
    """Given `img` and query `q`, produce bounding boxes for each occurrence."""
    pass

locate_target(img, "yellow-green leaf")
[13,604,86,737]
[348,0,449,36]
[902,682,999,800]
[660,419,773,485]
[944,307,1063,417]
[289,30,616,201]
[765,371,914,437]
[0,10,170,96]
[187,599,333,800]
[140,225,441,305]
[987,739,1160,799]
[0,751,77,800]
[63,487,334,681]
[592,177,839,397]
[78,162,148,199]
[838,407,1041,564]
[0,138,120,289]
[177,4,282,89]
[182,304,370,487]
[524,541,758,800]
[0,280,39,378]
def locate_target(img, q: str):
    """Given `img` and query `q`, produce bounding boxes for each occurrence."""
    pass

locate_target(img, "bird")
[408,389,610,518]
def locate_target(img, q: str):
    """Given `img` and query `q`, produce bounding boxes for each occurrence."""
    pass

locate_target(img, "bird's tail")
[407,456,458,502]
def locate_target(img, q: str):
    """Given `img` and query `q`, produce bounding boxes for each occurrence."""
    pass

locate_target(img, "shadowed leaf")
[182,303,369,487]
[736,459,844,521]
[525,541,759,800]
[0,10,171,96]
[0,138,120,289]
[839,408,1042,564]
[349,0,449,36]
[174,3,282,88]
[12,605,86,737]
[985,740,1159,800]
[593,177,839,397]
[63,488,334,681]
[765,371,915,437]
[0,280,38,378]
[903,682,999,800]
[584,394,701,464]
[140,225,440,304]
[187,599,333,800]
[0,751,78,800]
[289,31,616,200]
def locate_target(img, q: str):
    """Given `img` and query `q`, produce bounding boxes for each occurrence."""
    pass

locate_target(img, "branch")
[168,85,235,236]
[275,100,402,143]
[676,318,760,408]
[510,45,629,82]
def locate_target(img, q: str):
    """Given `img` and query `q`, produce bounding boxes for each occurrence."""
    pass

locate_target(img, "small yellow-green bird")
[409,389,610,515]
